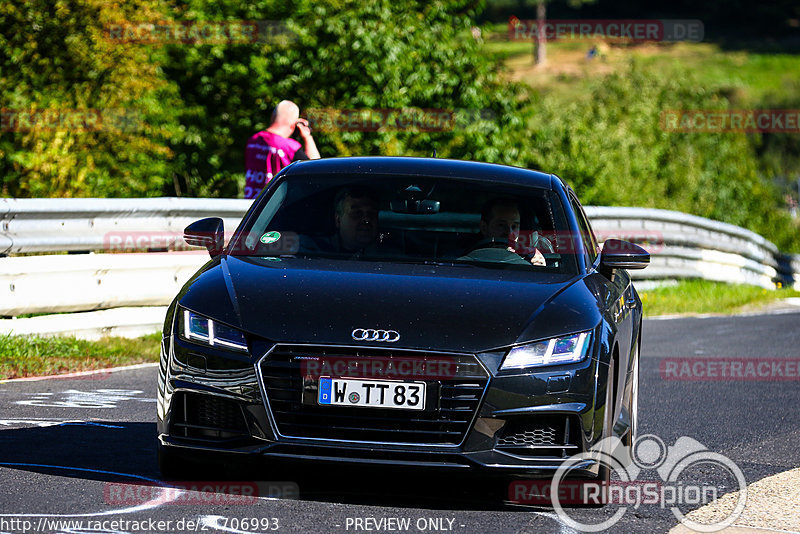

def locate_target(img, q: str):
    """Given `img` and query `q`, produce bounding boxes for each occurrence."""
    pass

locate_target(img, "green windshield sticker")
[260,231,281,244]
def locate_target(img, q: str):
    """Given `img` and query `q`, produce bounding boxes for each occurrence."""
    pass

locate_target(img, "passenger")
[301,186,399,257]
[333,186,380,253]
[480,197,521,242]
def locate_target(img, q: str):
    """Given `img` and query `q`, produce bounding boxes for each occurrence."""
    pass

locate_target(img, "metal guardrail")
[0,197,250,255]
[584,206,800,289]
[0,198,798,338]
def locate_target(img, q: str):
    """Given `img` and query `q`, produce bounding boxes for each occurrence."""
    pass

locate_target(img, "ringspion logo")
[510,435,746,532]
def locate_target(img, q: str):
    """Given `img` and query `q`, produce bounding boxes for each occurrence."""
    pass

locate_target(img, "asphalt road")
[0,311,798,534]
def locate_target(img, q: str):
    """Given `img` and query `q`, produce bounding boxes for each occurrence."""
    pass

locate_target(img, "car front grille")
[259,345,489,446]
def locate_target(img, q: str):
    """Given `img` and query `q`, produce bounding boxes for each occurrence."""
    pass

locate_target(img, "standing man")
[244,100,320,199]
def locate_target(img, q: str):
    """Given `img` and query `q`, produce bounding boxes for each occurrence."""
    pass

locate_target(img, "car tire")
[626,341,640,449]
[561,358,617,508]
[579,357,614,507]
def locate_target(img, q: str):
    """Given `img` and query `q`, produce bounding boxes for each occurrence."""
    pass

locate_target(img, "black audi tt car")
[157,157,648,481]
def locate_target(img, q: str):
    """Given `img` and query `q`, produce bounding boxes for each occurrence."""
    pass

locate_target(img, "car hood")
[178,255,600,353]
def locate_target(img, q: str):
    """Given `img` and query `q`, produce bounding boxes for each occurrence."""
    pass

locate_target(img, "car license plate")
[318,377,425,410]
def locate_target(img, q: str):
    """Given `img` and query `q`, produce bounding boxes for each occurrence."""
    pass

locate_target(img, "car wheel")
[627,341,640,448]
[599,357,615,484]
[560,377,615,508]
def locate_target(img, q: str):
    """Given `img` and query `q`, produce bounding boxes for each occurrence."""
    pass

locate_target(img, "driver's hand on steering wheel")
[528,248,546,266]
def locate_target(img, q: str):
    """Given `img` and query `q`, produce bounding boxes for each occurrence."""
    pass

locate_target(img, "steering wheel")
[465,237,514,254]
[463,236,550,267]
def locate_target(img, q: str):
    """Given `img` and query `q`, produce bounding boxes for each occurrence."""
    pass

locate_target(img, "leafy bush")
[0,0,182,197]
[526,61,800,252]
[163,0,534,196]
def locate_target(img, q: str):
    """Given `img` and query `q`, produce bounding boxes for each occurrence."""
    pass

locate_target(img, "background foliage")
[0,0,181,197]
[163,0,533,196]
[526,62,800,251]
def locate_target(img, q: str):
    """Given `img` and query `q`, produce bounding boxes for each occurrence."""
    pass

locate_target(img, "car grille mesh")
[496,415,581,458]
[170,391,250,441]
[259,345,489,445]
[195,395,241,429]
[497,425,558,446]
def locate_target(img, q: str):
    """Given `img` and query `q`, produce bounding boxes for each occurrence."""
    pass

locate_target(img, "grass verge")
[0,332,161,380]
[640,280,800,317]
[484,32,800,105]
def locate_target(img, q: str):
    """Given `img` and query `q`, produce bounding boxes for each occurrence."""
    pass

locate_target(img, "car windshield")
[230,173,579,275]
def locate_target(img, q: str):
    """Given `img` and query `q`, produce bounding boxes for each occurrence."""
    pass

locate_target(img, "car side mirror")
[599,239,649,277]
[184,217,224,257]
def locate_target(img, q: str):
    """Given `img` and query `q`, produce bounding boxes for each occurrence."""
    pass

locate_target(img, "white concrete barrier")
[0,252,207,316]
[0,307,168,340]
[585,206,799,290]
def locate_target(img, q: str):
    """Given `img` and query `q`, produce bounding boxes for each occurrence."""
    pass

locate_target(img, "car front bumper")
[158,335,608,478]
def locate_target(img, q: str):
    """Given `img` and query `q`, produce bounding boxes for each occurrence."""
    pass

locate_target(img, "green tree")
[527,61,800,251]
[162,0,534,196]
[0,0,181,197]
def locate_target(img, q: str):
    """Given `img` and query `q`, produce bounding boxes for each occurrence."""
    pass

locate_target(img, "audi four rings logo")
[352,328,400,342]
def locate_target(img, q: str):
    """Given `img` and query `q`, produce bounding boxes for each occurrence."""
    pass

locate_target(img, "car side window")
[570,196,599,264]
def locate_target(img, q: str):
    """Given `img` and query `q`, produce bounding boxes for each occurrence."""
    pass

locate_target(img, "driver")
[476,198,551,266]
[480,197,521,242]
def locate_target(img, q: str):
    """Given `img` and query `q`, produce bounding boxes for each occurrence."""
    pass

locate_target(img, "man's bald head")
[270,100,300,128]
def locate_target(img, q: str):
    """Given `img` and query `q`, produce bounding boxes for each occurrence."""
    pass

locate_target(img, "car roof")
[283,156,557,190]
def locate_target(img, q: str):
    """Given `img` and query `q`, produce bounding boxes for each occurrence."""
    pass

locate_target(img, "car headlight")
[178,308,248,353]
[500,332,591,370]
